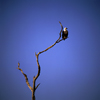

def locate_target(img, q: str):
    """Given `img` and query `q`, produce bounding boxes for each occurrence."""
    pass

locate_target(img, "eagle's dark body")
[62,28,68,40]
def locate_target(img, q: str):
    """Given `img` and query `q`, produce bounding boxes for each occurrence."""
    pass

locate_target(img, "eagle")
[62,27,68,40]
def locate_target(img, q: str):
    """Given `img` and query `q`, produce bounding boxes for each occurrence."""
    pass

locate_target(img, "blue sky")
[0,0,100,100]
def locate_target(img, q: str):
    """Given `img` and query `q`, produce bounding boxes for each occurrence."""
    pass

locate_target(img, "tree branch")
[34,21,63,82]
[37,21,63,56]
[17,62,33,92]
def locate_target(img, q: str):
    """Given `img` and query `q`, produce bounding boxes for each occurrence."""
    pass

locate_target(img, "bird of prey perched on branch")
[62,27,68,40]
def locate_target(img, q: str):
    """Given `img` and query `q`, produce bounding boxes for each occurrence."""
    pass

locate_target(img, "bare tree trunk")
[32,77,35,100]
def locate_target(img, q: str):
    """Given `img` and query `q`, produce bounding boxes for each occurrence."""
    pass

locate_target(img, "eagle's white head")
[64,27,68,31]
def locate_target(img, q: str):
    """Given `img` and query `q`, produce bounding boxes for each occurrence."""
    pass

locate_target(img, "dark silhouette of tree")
[17,21,68,100]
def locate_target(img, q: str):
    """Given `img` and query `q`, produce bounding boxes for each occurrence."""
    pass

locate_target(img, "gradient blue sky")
[0,0,100,100]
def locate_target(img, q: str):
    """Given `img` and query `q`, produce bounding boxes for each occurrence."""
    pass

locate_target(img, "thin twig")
[35,83,40,90]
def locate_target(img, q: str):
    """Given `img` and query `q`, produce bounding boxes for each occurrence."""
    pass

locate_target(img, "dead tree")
[17,21,68,100]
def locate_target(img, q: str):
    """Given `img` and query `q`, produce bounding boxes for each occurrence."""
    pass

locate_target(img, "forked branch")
[17,21,64,100]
